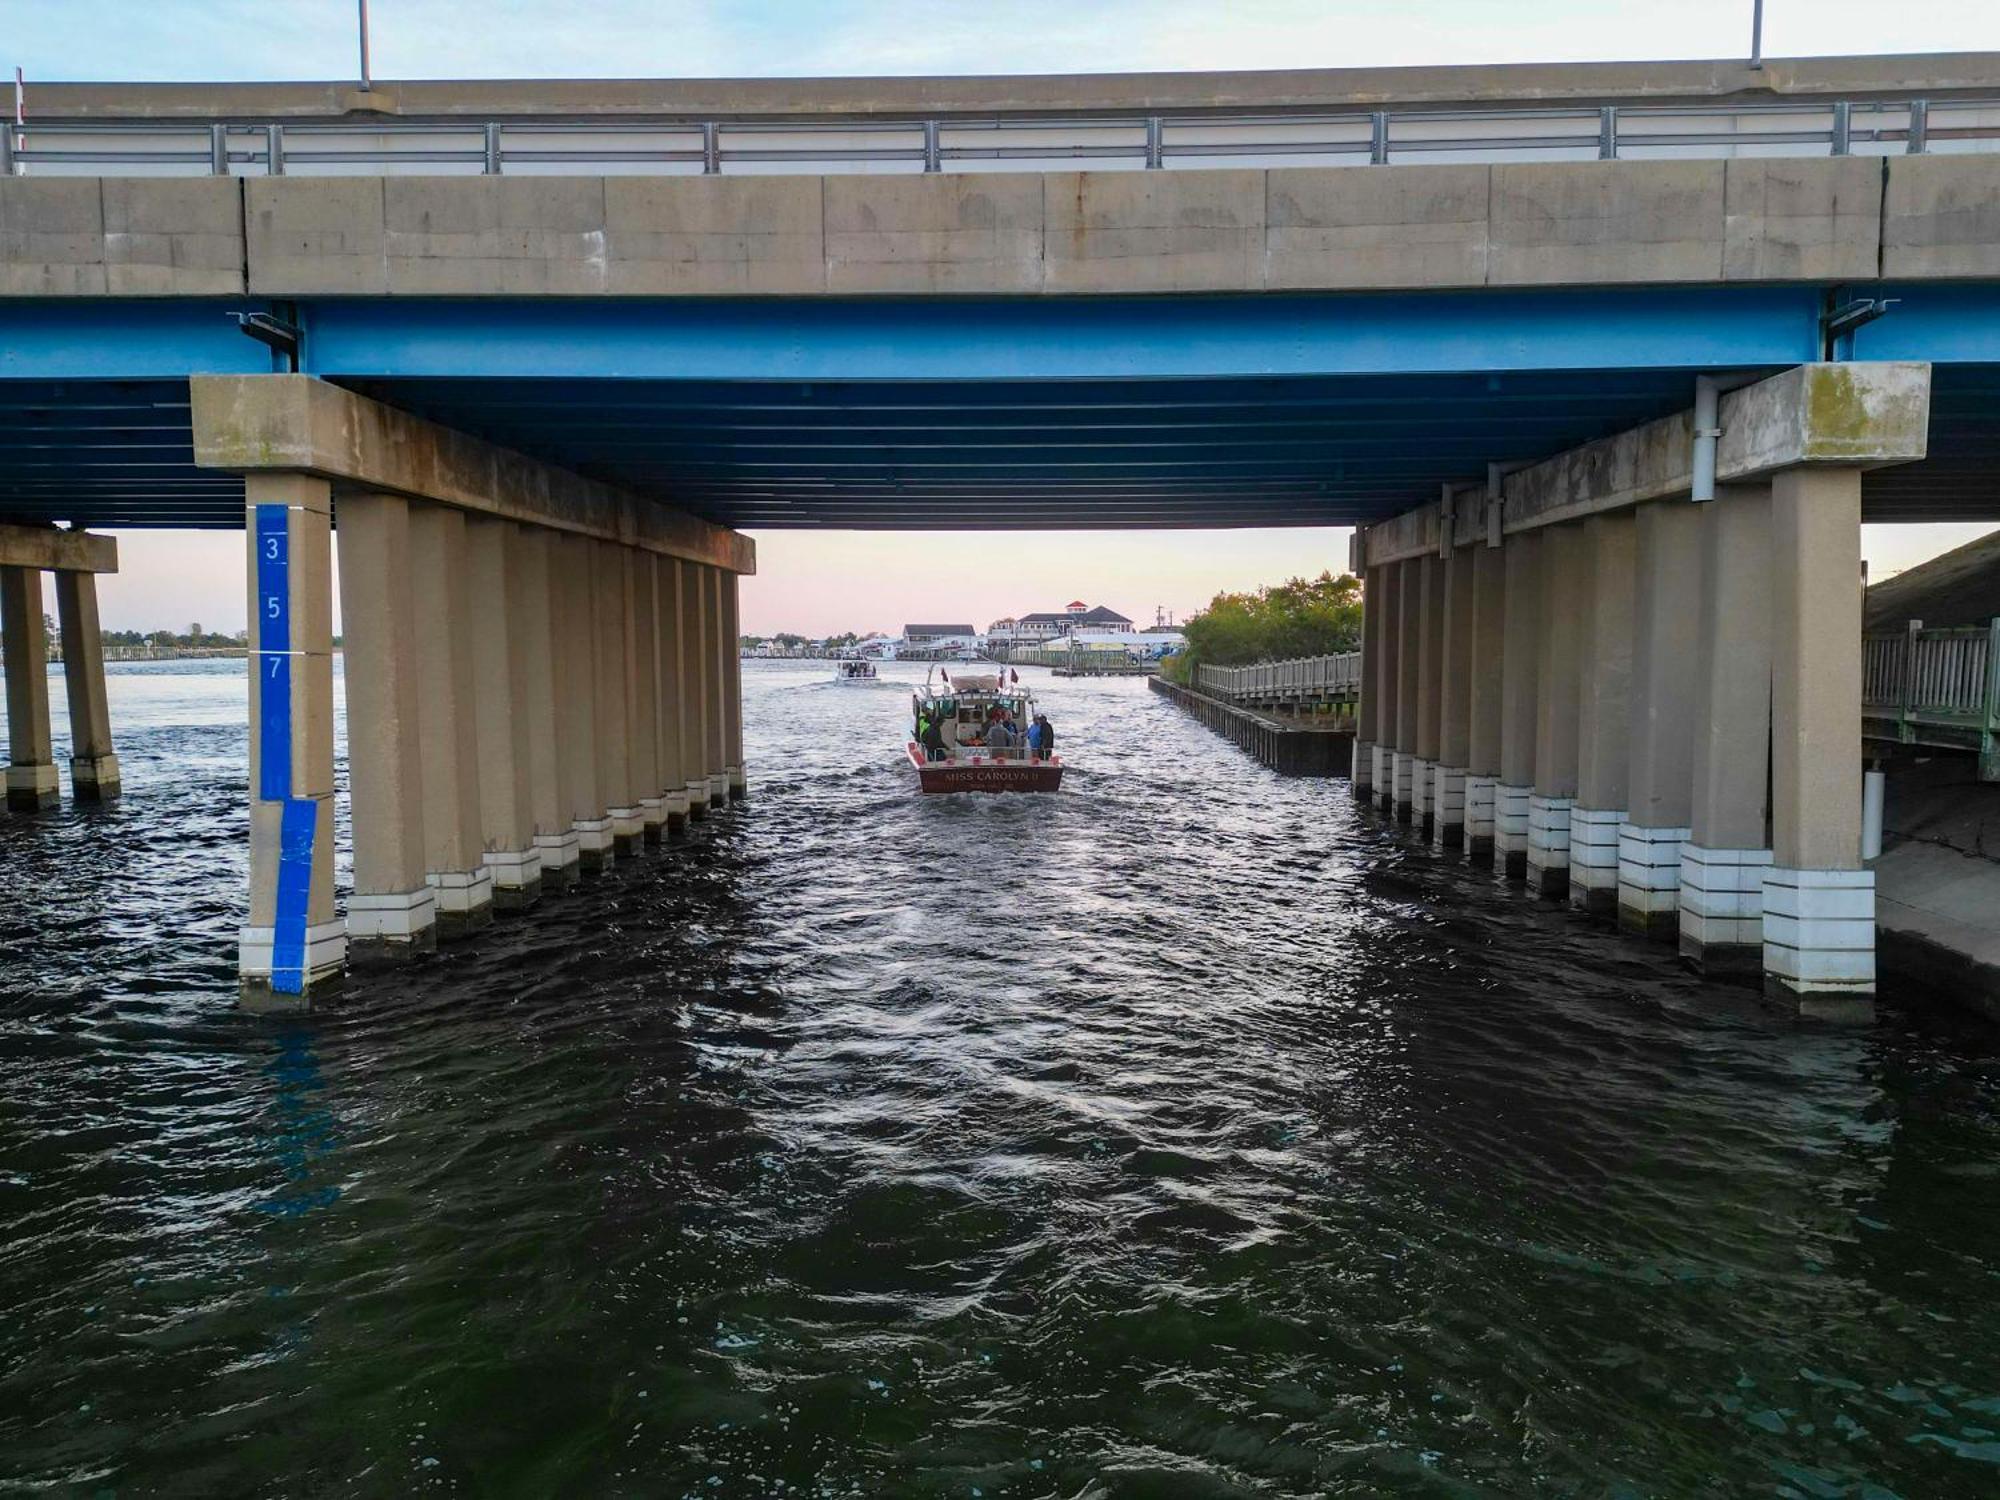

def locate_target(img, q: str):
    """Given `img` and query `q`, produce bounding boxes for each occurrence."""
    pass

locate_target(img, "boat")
[906,670,1063,793]
[833,659,878,682]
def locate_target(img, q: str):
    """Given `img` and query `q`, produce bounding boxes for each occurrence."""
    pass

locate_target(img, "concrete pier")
[1434,539,1474,853]
[1618,501,1700,939]
[1570,513,1635,919]
[1681,486,1775,979]
[1355,362,1928,1012]
[185,374,753,1004]
[1464,539,1507,863]
[53,572,120,801]
[1,565,59,812]
[337,492,439,955]
[240,474,343,1006]
[1527,525,1583,899]
[0,526,120,811]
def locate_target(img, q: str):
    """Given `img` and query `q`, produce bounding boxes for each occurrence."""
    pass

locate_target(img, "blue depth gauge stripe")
[254,503,313,996]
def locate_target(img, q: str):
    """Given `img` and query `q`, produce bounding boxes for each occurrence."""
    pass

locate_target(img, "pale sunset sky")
[13,1,1999,637]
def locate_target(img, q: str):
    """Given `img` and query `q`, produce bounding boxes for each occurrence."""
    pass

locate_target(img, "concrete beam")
[26,55,2000,121]
[3,152,1895,299]
[0,523,118,574]
[190,374,754,575]
[1362,363,1930,568]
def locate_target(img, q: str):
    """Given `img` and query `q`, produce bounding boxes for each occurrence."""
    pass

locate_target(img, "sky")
[14,1,2000,634]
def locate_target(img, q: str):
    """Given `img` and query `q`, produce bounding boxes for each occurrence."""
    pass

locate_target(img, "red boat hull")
[907,742,1064,793]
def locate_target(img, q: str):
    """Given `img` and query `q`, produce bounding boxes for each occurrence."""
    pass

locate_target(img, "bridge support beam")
[1392,558,1420,824]
[53,572,120,801]
[1,565,59,812]
[1412,555,1442,839]
[1496,531,1543,880]
[338,492,439,956]
[192,374,753,1006]
[1464,539,1507,863]
[1369,563,1400,815]
[1352,561,1381,801]
[1528,525,1584,898]
[1570,513,1636,919]
[1766,467,1875,1018]
[680,558,713,819]
[1618,500,1700,940]
[0,527,120,811]
[469,516,542,906]
[629,553,665,842]
[1434,539,1474,853]
[240,474,344,1007]
[594,540,640,856]
[515,525,579,886]
[723,571,746,799]
[657,558,690,833]
[1680,485,1775,979]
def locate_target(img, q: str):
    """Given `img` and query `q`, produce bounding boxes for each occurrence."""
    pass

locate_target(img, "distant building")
[904,623,977,645]
[1008,604,1134,643]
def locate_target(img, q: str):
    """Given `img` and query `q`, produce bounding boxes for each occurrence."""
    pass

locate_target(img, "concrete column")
[1434,545,1475,852]
[722,571,746,798]
[1,565,59,810]
[1392,557,1421,823]
[1353,561,1381,798]
[1766,466,1874,1017]
[53,571,119,801]
[656,554,689,832]
[1495,530,1543,880]
[1618,500,1701,940]
[1464,540,1507,862]
[1370,562,1401,813]
[241,474,343,1005]
[1527,524,1584,898]
[410,503,492,930]
[703,565,729,808]
[628,549,665,842]
[679,558,712,820]
[555,533,610,866]
[467,515,541,906]
[1412,553,1442,837]
[512,524,579,885]
[594,540,639,855]
[336,492,437,955]
[1570,512,1637,918]
[1680,485,1773,978]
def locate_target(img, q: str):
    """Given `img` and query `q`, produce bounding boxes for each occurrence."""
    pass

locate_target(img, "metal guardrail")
[4,97,1998,177]
[1199,653,1362,702]
[1863,621,2000,780]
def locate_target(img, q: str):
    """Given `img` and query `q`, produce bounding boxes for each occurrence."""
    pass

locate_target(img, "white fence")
[1199,653,1361,702]
[6,97,1998,178]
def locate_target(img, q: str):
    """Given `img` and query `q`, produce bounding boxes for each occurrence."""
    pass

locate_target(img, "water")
[3,658,1999,1497]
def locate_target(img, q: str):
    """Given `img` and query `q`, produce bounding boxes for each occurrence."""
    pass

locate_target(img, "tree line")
[1164,571,1363,681]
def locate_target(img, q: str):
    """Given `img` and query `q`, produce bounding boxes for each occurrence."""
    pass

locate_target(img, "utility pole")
[357,0,373,91]
[1749,0,1765,70]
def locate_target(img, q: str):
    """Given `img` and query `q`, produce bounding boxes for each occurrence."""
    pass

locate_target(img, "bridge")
[3,54,2000,1016]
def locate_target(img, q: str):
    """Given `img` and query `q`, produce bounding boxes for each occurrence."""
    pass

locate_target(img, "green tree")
[1176,570,1362,677]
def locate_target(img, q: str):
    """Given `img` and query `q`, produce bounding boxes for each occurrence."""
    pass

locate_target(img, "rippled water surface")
[4,658,2000,1497]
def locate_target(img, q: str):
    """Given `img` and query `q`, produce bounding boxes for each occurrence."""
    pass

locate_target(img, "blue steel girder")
[0,283,1995,529]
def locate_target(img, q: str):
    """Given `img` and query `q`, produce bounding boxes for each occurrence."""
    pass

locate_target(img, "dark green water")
[2,659,1998,1497]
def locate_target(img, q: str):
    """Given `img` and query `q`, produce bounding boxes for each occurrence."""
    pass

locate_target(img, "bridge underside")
[3,287,2000,532]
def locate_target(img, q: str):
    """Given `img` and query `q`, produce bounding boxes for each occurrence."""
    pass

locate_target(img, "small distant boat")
[834,659,878,682]
[906,669,1063,793]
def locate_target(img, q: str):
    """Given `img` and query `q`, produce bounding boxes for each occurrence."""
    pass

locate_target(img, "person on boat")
[1024,717,1044,759]
[987,716,1017,755]
[920,713,947,762]
[1036,714,1056,761]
